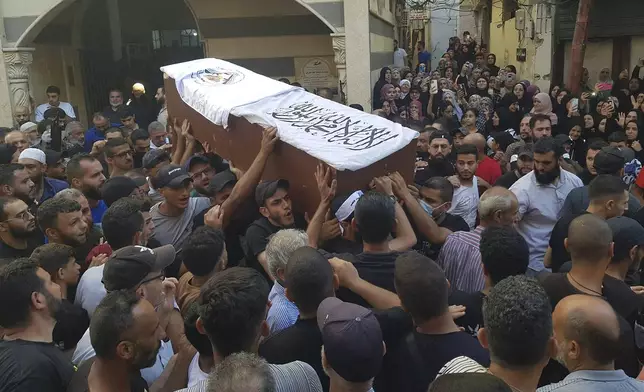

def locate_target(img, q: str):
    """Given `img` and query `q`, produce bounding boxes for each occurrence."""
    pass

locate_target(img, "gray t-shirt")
[150,198,211,255]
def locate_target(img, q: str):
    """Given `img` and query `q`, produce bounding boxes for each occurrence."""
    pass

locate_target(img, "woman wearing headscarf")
[442,89,463,122]
[512,81,532,114]
[595,67,614,101]
[391,68,401,87]
[531,92,558,126]
[379,84,398,115]
[396,79,411,108]
[372,67,391,109]
[474,77,490,98]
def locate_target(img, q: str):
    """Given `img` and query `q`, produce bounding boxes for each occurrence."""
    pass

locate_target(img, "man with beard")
[44,150,68,181]
[18,148,68,204]
[53,189,103,271]
[130,129,150,168]
[104,138,134,177]
[80,291,164,392]
[505,114,533,158]
[0,258,73,392]
[66,153,107,226]
[37,197,88,247]
[510,137,583,275]
[155,87,168,128]
[414,130,455,185]
[31,243,89,352]
[245,179,307,282]
[495,147,534,188]
[186,155,216,197]
[0,163,36,208]
[71,245,186,390]
[448,144,482,229]
[0,197,42,258]
[563,147,641,220]
[580,140,609,185]
[148,121,169,150]
[102,88,126,125]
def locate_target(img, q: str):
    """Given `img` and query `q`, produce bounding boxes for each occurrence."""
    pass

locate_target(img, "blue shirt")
[418,50,431,66]
[91,200,108,225]
[537,369,644,392]
[40,177,68,204]
[84,123,121,152]
[266,282,299,335]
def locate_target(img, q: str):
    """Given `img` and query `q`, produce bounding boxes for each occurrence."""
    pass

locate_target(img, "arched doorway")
[28,0,204,123]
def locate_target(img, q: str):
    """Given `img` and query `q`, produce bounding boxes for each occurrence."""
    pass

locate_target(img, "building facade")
[0,0,407,127]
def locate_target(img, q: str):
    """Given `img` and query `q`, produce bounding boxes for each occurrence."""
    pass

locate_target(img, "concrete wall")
[631,36,644,77]
[187,0,336,89]
[368,0,395,89]
[430,6,458,58]
[30,44,87,125]
[488,0,553,91]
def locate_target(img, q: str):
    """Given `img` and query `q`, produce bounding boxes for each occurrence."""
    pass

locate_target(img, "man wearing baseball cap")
[44,149,67,181]
[495,146,533,189]
[18,148,68,204]
[317,297,385,392]
[142,149,171,204]
[605,216,644,284]
[562,146,641,219]
[149,164,210,276]
[72,244,179,386]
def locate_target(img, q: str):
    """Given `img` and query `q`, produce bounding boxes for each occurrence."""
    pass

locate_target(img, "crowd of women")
[370,36,644,179]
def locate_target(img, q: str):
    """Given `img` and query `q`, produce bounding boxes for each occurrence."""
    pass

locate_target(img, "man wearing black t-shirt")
[538,214,640,385]
[259,246,337,391]
[545,175,628,272]
[245,179,306,282]
[380,252,490,392]
[0,258,74,392]
[414,130,455,185]
[0,196,43,258]
[80,291,163,392]
[449,226,529,336]
[494,148,533,189]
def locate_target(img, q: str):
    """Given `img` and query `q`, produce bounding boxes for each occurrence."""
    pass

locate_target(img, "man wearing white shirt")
[35,85,76,122]
[510,137,583,275]
[393,39,408,68]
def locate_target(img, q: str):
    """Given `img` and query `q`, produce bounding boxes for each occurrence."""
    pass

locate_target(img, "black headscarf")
[372,67,391,109]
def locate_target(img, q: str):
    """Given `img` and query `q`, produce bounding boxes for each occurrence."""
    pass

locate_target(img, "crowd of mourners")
[3,32,644,392]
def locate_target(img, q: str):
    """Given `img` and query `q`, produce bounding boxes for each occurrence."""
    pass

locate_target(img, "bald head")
[565,214,613,265]
[478,187,518,225]
[553,295,620,367]
[463,133,486,153]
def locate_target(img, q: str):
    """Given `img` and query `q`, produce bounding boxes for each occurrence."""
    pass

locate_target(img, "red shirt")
[476,156,502,185]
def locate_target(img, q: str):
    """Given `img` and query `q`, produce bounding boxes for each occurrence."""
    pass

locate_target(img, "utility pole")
[567,0,592,95]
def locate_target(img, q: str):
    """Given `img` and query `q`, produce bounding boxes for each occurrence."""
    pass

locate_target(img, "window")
[151,29,200,50]
[503,0,519,21]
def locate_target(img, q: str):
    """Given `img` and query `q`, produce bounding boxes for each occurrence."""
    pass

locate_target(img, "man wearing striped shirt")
[177,267,322,392]
[437,187,519,293]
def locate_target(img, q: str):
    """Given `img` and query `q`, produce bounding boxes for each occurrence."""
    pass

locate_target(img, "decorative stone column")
[3,48,35,114]
[331,33,347,105]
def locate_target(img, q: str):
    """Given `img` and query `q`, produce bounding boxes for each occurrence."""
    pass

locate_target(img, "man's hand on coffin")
[371,176,394,197]
[90,140,107,155]
[159,144,173,151]
[181,120,195,143]
[315,163,337,205]
[407,184,420,199]
[202,140,214,154]
[389,172,410,199]
[260,127,279,156]
[204,204,224,229]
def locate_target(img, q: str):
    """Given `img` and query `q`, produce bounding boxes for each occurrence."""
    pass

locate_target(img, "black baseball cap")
[153,164,192,189]
[209,170,237,194]
[142,149,170,170]
[317,297,384,382]
[255,179,289,206]
[102,245,175,291]
[44,149,65,166]
[102,176,139,207]
[607,216,644,252]
[594,147,625,175]
[184,155,210,172]
[43,107,66,119]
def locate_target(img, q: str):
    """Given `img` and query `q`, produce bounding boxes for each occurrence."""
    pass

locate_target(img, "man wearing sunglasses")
[0,196,42,258]
[104,138,134,178]
[72,244,180,387]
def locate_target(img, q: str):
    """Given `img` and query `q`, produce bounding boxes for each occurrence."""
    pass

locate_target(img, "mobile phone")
[430,80,438,94]
[570,98,579,112]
